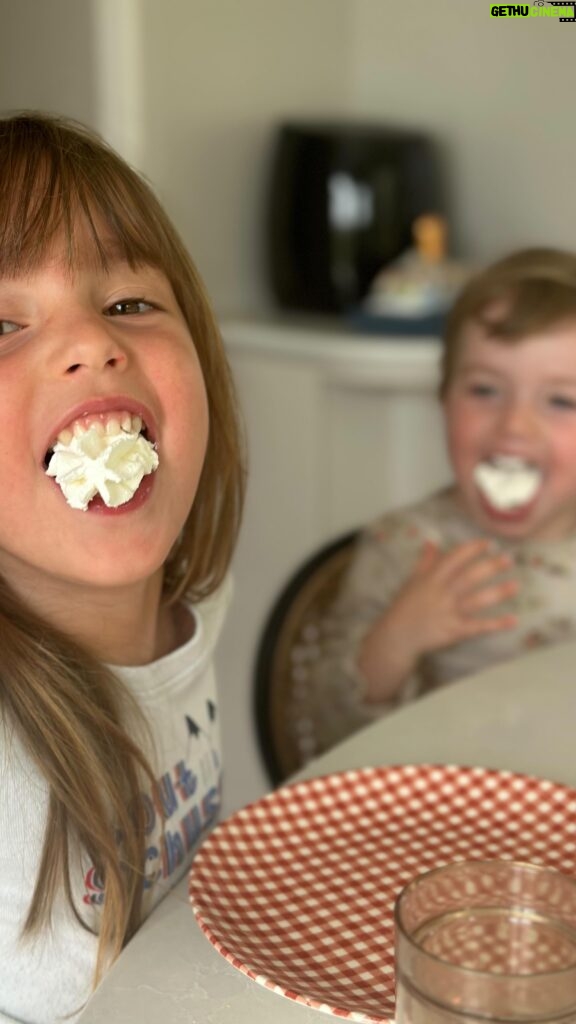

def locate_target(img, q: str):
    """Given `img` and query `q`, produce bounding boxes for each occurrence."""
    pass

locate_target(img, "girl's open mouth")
[79,472,157,515]
[44,411,159,511]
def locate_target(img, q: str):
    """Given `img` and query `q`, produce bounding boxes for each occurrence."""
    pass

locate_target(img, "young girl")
[309,247,576,753]
[0,113,245,1022]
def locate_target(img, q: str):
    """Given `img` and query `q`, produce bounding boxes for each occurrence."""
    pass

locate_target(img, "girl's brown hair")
[0,113,245,982]
[440,247,576,396]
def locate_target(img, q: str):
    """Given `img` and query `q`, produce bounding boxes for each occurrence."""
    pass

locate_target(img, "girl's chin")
[51,537,174,588]
[63,559,167,589]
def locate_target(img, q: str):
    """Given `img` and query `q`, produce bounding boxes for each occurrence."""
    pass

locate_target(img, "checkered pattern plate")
[188,764,576,1022]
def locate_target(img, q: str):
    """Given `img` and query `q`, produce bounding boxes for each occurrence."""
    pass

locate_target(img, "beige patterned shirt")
[308,487,576,753]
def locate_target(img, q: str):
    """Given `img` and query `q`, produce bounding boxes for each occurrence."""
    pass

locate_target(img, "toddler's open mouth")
[473,455,542,512]
[45,410,159,511]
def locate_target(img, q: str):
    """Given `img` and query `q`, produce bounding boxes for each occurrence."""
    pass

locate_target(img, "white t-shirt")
[0,579,230,1024]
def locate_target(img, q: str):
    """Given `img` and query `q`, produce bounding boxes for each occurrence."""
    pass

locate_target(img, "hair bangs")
[0,113,171,277]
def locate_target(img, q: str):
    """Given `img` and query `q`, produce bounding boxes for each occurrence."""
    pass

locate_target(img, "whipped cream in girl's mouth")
[46,412,159,511]
[473,455,542,511]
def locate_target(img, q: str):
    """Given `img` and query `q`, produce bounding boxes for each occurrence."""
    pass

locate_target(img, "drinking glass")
[394,860,576,1023]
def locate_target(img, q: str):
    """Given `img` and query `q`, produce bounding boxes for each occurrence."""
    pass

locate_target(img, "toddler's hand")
[397,537,517,649]
[359,537,518,703]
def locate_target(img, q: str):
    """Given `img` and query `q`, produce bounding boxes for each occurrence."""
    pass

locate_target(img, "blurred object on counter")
[349,213,471,337]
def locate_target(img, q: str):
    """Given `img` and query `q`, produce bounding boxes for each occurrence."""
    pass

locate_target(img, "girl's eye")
[468,383,497,399]
[106,299,155,317]
[549,394,576,410]
[0,319,21,337]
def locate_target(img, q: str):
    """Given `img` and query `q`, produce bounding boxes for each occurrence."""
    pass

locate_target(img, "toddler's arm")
[359,538,518,703]
[305,513,437,752]
[306,497,520,753]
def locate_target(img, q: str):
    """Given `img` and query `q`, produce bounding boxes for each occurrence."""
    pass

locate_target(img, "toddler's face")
[444,318,576,542]
[0,232,209,598]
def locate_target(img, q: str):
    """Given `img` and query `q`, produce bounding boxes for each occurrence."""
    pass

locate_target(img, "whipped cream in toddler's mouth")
[45,412,159,511]
[473,455,542,512]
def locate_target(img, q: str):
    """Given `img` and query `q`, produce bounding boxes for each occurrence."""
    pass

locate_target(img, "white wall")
[138,0,354,314]
[132,0,576,304]
[0,0,96,123]
[348,0,576,263]
[1,1,574,305]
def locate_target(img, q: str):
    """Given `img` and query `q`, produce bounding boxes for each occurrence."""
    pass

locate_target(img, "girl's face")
[444,318,576,542]
[0,234,209,597]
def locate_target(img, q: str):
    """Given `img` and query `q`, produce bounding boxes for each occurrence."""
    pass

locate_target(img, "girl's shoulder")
[114,575,233,702]
[0,717,49,822]
[182,573,234,668]
[189,573,233,651]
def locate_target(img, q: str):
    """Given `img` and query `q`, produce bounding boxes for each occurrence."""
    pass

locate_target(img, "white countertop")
[221,316,442,390]
[78,640,576,1023]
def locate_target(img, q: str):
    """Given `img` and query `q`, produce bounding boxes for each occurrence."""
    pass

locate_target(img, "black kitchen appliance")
[267,121,444,314]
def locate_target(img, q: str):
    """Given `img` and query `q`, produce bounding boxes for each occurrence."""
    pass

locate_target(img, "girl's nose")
[55,317,129,376]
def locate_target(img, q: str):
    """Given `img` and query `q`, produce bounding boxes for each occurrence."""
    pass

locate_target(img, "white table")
[78,641,576,1023]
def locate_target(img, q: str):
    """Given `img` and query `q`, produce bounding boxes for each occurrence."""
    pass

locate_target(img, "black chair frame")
[253,530,358,786]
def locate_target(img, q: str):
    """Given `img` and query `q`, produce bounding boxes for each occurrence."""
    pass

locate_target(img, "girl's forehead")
[0,255,167,297]
[44,216,131,266]
[3,226,160,282]
[2,196,159,275]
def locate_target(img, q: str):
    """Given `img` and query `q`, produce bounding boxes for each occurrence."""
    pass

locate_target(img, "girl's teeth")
[56,412,145,447]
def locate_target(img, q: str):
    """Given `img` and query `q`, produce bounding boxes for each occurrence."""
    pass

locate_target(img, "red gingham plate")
[188,765,576,1022]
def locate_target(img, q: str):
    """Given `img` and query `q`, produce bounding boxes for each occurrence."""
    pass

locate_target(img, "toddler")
[0,112,245,1022]
[310,247,576,752]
